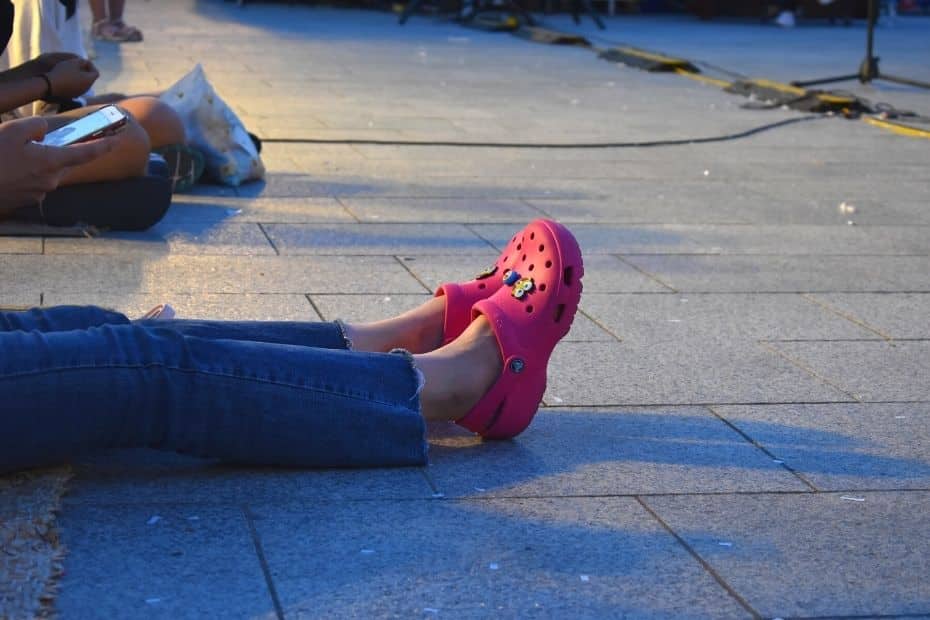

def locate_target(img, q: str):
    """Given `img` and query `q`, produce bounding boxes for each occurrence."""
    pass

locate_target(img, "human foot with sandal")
[90,0,143,42]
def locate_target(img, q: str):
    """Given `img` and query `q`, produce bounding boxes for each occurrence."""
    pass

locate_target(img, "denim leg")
[0,305,129,332]
[137,318,349,349]
[0,323,427,473]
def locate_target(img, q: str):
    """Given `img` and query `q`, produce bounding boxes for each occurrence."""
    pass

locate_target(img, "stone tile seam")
[461,222,518,254]
[303,294,326,321]
[539,399,929,408]
[332,196,363,223]
[392,255,434,294]
[757,341,861,403]
[241,505,285,620]
[705,404,819,492]
[256,223,281,256]
[800,293,895,341]
[60,489,930,509]
[634,496,762,620]
[612,255,678,292]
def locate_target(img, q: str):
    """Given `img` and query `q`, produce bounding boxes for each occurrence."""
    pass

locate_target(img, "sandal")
[434,226,529,346]
[93,19,143,43]
[456,219,584,439]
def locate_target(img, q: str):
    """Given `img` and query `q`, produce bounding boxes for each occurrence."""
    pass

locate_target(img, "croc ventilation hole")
[528,264,534,272]
[522,254,527,262]
[530,232,536,240]
[539,283,547,291]
[554,303,565,323]
[478,283,486,290]
[563,266,574,286]
[517,243,522,251]
[545,260,552,269]
[526,305,534,313]
[538,244,545,252]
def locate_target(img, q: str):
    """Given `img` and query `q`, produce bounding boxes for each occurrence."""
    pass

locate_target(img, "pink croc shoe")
[433,225,528,346]
[456,219,584,439]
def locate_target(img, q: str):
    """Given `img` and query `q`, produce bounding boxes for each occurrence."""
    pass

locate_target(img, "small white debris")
[847,220,856,226]
[894,415,906,419]
[145,598,162,605]
[424,608,440,614]
[841,496,865,502]
[187,516,200,521]
[489,563,500,570]
[703,169,710,177]
[432,492,445,499]
[772,459,784,464]
[579,575,590,582]
[838,201,857,215]
[383,296,392,302]
[360,549,375,555]
[718,541,733,547]
[680,298,688,303]
[550,395,563,403]
[667,319,681,323]
[146,515,162,525]
[474,487,487,492]
[225,208,242,216]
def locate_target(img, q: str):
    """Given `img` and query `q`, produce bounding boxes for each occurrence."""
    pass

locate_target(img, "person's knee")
[117,96,185,148]
[59,115,150,186]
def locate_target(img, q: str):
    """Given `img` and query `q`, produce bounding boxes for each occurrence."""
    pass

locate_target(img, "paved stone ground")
[3,1,930,617]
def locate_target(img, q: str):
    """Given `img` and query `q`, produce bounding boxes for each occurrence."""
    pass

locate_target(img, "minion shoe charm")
[512,277,535,299]
[502,269,521,286]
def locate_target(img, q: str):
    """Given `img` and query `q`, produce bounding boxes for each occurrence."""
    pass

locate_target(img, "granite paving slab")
[61,450,433,506]
[253,497,751,619]
[427,409,808,497]
[42,293,319,322]
[712,403,930,491]
[338,197,543,223]
[545,341,852,406]
[622,255,927,293]
[808,292,930,340]
[472,223,710,254]
[0,237,42,254]
[159,197,353,224]
[44,223,277,256]
[0,255,423,295]
[581,292,874,344]
[263,223,495,255]
[768,340,930,402]
[54,503,275,619]
[403,253,670,294]
[644,491,930,619]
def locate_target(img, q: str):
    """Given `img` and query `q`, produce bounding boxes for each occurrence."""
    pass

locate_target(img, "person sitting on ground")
[1,0,200,191]
[0,114,585,472]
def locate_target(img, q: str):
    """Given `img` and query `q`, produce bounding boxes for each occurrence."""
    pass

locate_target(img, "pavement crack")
[241,505,285,620]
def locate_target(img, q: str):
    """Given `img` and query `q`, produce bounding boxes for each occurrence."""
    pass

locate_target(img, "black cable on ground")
[262,115,821,148]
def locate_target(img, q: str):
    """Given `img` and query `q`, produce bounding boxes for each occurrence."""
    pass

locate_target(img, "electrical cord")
[262,115,822,148]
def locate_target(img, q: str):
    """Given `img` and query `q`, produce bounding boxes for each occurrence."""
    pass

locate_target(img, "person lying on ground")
[0,124,584,470]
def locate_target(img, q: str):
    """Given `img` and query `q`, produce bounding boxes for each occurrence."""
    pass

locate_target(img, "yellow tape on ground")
[863,116,930,140]
[673,67,732,89]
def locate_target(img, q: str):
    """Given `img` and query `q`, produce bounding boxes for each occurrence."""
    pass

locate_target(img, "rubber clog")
[456,219,584,439]
[433,225,528,346]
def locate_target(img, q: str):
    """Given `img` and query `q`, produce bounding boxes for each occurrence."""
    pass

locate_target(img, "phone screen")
[41,106,127,147]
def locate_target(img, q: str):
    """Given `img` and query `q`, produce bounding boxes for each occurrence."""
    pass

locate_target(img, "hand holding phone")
[41,105,128,147]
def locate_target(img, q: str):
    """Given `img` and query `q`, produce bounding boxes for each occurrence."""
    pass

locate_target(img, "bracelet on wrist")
[38,74,53,100]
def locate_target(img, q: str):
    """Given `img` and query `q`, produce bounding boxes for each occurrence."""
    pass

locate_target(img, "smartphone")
[41,105,128,147]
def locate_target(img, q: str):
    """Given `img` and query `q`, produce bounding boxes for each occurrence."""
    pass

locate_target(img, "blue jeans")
[0,306,427,474]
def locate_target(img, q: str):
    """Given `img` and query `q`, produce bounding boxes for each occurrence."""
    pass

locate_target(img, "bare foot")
[414,317,502,421]
[342,297,445,354]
